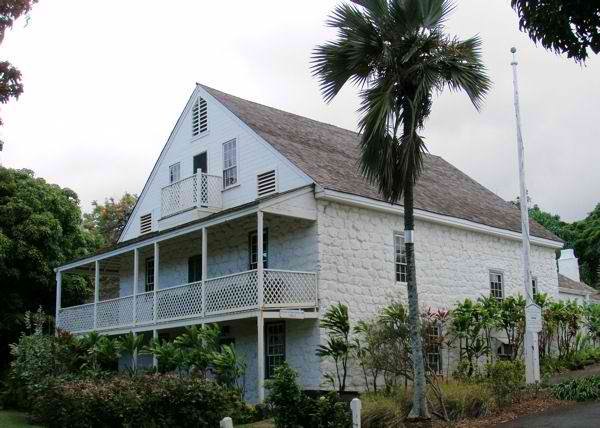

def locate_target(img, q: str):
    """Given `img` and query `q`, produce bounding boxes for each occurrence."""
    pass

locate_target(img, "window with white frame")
[169,162,181,184]
[426,323,443,374]
[532,276,538,296]
[145,257,155,292]
[249,229,269,270]
[489,271,504,300]
[222,139,237,188]
[265,322,286,378]
[394,232,407,283]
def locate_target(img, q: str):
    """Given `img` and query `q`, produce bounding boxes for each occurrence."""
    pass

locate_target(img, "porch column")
[153,243,159,323]
[153,329,158,368]
[257,210,265,402]
[94,260,100,330]
[257,313,265,402]
[55,270,62,334]
[133,248,139,325]
[201,227,208,317]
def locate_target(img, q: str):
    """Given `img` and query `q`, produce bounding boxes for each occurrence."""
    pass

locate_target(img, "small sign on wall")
[279,309,305,319]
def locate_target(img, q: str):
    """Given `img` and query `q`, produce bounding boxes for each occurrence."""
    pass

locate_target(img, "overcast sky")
[1,0,598,222]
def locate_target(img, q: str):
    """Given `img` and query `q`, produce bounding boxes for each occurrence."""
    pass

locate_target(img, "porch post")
[94,261,100,330]
[153,243,159,323]
[201,227,208,317]
[133,248,139,325]
[257,210,264,308]
[257,210,265,402]
[55,270,62,334]
[153,329,158,368]
[257,313,265,402]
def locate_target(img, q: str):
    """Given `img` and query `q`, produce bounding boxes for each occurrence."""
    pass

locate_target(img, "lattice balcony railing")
[57,269,318,334]
[161,173,222,218]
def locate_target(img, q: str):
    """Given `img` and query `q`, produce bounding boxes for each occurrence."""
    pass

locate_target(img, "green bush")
[485,360,525,406]
[552,376,600,402]
[265,362,351,428]
[31,373,249,427]
[361,393,407,428]
[438,382,495,420]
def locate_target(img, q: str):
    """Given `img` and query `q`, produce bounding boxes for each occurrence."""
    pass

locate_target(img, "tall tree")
[83,193,137,248]
[568,204,600,287]
[511,1,600,62]
[0,167,95,371]
[0,0,38,125]
[312,0,490,419]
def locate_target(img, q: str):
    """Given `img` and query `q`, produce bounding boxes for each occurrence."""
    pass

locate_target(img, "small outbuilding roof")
[558,273,597,295]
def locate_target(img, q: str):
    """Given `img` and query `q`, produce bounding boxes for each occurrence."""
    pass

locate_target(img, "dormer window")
[191,97,208,137]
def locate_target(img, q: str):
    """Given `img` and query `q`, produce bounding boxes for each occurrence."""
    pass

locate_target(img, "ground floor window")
[265,321,285,379]
[426,323,443,374]
[489,270,504,300]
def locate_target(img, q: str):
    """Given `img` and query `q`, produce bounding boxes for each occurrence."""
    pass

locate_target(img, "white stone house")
[55,84,563,402]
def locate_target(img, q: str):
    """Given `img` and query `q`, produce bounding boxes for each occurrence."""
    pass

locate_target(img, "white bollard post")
[351,398,361,428]
[220,417,233,428]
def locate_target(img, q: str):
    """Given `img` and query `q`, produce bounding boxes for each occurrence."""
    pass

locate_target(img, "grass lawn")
[0,410,40,428]
[238,420,275,428]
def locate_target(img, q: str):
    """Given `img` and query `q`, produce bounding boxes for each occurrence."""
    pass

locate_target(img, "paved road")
[497,402,600,428]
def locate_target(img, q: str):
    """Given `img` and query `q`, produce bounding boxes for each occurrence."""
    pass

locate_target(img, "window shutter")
[192,98,208,137]
[140,213,152,234]
[257,170,277,197]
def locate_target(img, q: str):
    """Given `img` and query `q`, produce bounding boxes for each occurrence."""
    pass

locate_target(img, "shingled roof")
[201,84,560,242]
[558,273,597,294]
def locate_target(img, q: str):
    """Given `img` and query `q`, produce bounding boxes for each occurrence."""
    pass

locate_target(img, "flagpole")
[511,47,540,384]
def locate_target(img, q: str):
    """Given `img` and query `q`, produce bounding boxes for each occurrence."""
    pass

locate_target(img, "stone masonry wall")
[316,200,559,391]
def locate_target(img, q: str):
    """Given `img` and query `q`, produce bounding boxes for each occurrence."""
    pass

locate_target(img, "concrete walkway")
[497,402,600,427]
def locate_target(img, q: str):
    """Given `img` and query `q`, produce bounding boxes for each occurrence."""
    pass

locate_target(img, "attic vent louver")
[140,213,152,234]
[191,97,208,137]
[257,170,277,197]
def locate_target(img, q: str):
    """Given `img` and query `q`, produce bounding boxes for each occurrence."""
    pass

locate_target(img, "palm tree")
[312,0,490,419]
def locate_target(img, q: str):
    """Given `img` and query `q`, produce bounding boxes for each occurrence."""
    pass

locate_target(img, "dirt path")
[495,401,600,427]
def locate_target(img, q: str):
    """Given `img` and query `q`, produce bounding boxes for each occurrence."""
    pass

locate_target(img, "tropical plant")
[174,324,221,377]
[312,0,490,419]
[584,303,600,346]
[117,332,145,373]
[451,299,489,377]
[552,376,600,402]
[78,331,120,373]
[497,295,526,360]
[317,303,354,393]
[212,344,247,394]
[144,338,184,373]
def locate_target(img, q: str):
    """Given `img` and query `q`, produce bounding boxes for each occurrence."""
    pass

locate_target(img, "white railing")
[57,269,318,334]
[161,173,222,218]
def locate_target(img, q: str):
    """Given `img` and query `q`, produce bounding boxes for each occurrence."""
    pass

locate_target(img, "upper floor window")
[394,232,407,283]
[191,97,208,137]
[188,255,202,283]
[145,257,155,292]
[169,162,181,184]
[249,229,269,270]
[223,139,238,188]
[489,271,504,300]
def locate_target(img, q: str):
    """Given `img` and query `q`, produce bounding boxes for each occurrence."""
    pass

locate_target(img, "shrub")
[361,393,407,428]
[485,360,525,406]
[552,376,600,402]
[31,373,248,427]
[266,362,351,428]
[438,382,495,420]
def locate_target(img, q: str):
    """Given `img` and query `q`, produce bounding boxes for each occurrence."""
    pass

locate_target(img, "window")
[497,343,514,360]
[489,271,504,300]
[188,255,202,283]
[145,257,155,292]
[426,323,443,374]
[394,233,407,283]
[249,229,269,270]
[265,322,286,379]
[191,97,208,137]
[532,276,538,296]
[169,162,181,184]
[223,139,237,188]
[140,213,152,234]
[257,170,277,197]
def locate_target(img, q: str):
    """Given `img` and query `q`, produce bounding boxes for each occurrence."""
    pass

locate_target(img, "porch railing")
[161,172,222,218]
[57,269,318,334]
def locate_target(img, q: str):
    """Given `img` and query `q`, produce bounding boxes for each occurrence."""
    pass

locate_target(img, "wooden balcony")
[57,269,318,334]
[161,173,222,218]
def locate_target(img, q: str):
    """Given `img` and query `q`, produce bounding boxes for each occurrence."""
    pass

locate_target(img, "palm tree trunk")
[404,182,431,420]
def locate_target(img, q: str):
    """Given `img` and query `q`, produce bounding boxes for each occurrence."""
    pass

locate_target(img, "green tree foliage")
[0,1,38,125]
[0,167,96,371]
[83,193,137,248]
[529,203,600,287]
[511,0,600,63]
[312,1,490,419]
